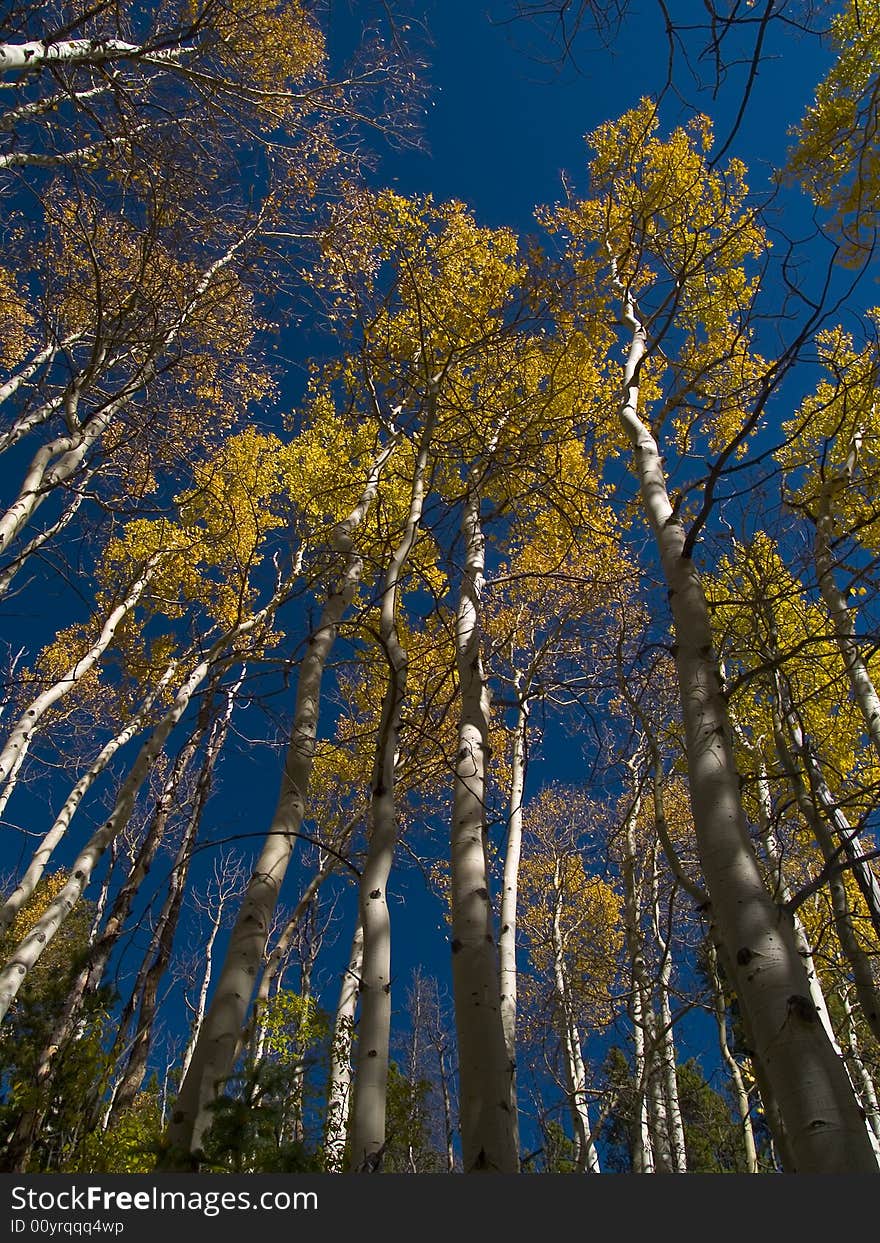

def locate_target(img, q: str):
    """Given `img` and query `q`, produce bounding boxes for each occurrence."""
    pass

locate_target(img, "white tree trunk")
[771,691,880,1047]
[0,558,160,819]
[0,587,286,1023]
[842,988,880,1150]
[619,771,655,1174]
[812,438,880,761]
[0,39,182,74]
[349,395,436,1170]
[707,938,759,1172]
[324,918,365,1171]
[550,857,600,1173]
[651,872,687,1171]
[180,911,224,1086]
[498,696,527,1123]
[731,724,843,1051]
[0,228,258,558]
[449,485,519,1173]
[0,660,207,1020]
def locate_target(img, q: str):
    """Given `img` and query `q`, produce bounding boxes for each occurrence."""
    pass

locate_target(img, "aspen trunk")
[498,697,527,1122]
[31,692,216,1096]
[0,230,258,558]
[449,485,519,1173]
[707,939,759,1173]
[108,682,237,1123]
[0,667,203,1021]
[324,918,365,1172]
[813,440,880,761]
[771,694,880,1046]
[652,900,686,1170]
[349,395,436,1170]
[841,988,880,1149]
[748,747,843,1049]
[615,306,878,1171]
[619,775,654,1173]
[0,39,183,74]
[0,560,159,818]
[248,826,356,1058]
[180,911,224,1085]
[550,857,600,1173]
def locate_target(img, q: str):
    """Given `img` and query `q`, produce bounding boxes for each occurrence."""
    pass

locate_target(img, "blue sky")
[337,1,835,231]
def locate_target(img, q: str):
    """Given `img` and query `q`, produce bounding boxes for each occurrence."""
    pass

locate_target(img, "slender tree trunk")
[812,435,880,761]
[499,695,527,1124]
[436,1036,456,1173]
[350,395,436,1170]
[449,485,519,1173]
[841,988,880,1149]
[0,333,83,427]
[179,912,224,1085]
[619,775,654,1174]
[614,303,878,1171]
[108,679,238,1123]
[324,917,364,1172]
[707,939,759,1172]
[248,823,358,1059]
[746,745,843,1050]
[771,695,880,1047]
[0,228,259,559]
[651,877,686,1171]
[0,590,284,1023]
[549,857,600,1173]
[29,690,217,1106]
[772,668,880,939]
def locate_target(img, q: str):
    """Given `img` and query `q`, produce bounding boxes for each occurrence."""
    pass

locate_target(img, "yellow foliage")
[706,532,880,817]
[542,98,768,456]
[778,311,880,552]
[0,266,36,371]
[787,0,880,259]
[188,0,326,100]
[519,785,624,1028]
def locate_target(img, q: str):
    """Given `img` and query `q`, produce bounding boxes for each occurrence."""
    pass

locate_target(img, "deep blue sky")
[334,1,835,232]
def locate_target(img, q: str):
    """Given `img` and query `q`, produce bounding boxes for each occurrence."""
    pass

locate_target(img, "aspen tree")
[544,101,879,1171]
[518,796,623,1172]
[778,317,880,763]
[348,400,438,1170]
[450,476,520,1173]
[0,582,288,1026]
[788,0,880,260]
[706,940,759,1173]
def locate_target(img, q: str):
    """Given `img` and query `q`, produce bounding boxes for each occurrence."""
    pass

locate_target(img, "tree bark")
[349,392,436,1170]
[449,485,519,1173]
[324,917,365,1172]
